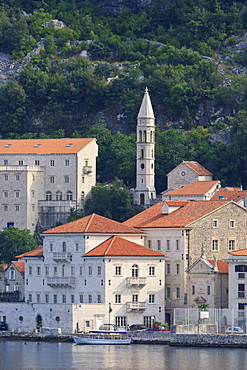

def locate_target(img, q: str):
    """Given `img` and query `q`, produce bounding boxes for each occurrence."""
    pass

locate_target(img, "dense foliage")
[0,0,247,194]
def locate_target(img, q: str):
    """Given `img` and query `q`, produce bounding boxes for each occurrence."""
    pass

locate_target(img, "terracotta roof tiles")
[43,214,143,234]
[85,236,164,257]
[207,259,228,273]
[183,161,213,176]
[211,189,247,202]
[15,247,43,259]
[11,261,25,276]
[229,249,247,256]
[164,181,219,196]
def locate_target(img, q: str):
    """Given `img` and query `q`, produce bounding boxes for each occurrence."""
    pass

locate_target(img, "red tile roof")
[229,249,247,256]
[211,189,247,202]
[43,214,143,234]
[124,200,230,228]
[85,236,164,257]
[15,247,43,259]
[164,181,219,196]
[11,261,25,276]
[0,138,95,154]
[207,259,228,273]
[183,161,213,176]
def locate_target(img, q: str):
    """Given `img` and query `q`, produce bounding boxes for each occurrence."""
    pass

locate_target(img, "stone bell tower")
[133,88,156,206]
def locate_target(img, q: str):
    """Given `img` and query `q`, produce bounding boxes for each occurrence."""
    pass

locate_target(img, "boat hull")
[73,336,131,345]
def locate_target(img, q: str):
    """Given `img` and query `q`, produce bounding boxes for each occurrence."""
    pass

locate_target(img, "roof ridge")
[85,213,95,232]
[105,236,116,254]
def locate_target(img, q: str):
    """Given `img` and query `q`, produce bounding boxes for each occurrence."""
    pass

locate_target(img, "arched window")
[46,191,52,201]
[81,191,85,206]
[132,264,139,278]
[139,130,142,142]
[151,149,154,159]
[56,191,62,201]
[66,191,73,200]
[150,131,153,143]
[140,149,144,159]
[62,242,66,252]
[143,131,147,142]
[140,193,145,205]
[62,264,66,277]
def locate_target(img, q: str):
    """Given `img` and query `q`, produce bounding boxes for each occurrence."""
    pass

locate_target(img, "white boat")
[73,333,131,345]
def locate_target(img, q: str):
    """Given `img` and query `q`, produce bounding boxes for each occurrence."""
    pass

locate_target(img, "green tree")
[0,226,38,264]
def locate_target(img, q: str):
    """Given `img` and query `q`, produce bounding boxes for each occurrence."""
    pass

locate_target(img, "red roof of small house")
[11,261,25,276]
[15,247,43,259]
[124,200,231,228]
[0,138,95,154]
[43,213,143,235]
[183,161,213,176]
[229,249,247,256]
[85,236,164,257]
[207,259,228,273]
[164,181,219,196]
[211,189,247,202]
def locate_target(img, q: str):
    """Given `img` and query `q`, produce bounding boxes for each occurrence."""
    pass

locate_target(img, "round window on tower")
[181,171,186,176]
[141,163,145,169]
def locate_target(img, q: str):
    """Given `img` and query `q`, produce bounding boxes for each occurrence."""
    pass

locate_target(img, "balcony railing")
[47,276,75,287]
[126,277,146,287]
[83,165,92,174]
[0,165,45,172]
[52,252,72,262]
[126,302,146,311]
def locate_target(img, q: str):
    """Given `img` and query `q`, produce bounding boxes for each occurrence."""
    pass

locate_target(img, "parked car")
[0,322,8,331]
[225,326,244,334]
[129,324,148,331]
[146,326,170,332]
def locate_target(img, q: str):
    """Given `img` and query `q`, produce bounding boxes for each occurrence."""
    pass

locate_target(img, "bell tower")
[134,88,156,206]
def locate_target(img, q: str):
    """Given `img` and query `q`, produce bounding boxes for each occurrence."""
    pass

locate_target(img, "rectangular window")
[4,175,8,181]
[176,287,181,299]
[75,243,79,252]
[50,176,54,183]
[15,191,20,198]
[211,240,219,251]
[132,294,138,302]
[115,317,126,327]
[230,220,235,228]
[28,294,32,303]
[207,286,211,295]
[37,266,41,276]
[88,294,92,303]
[192,285,195,295]
[213,220,218,228]
[54,266,57,276]
[65,159,70,166]
[157,240,161,251]
[37,294,40,303]
[19,160,23,165]
[35,160,40,165]
[238,284,245,298]
[4,191,8,198]
[64,176,70,183]
[115,266,121,276]
[97,266,101,275]
[176,264,180,275]
[3,205,8,211]
[239,303,245,310]
[176,240,180,250]
[149,266,155,276]
[50,243,53,252]
[166,240,170,251]
[79,266,83,276]
[9,270,15,280]
[16,174,19,181]
[71,266,75,275]
[88,266,92,275]
[15,205,20,212]
[50,160,54,166]
[54,295,57,304]
[45,266,49,276]
[97,295,101,303]
[149,294,155,303]
[4,160,8,165]
[166,287,171,299]
[229,240,235,251]
[79,294,83,303]
[29,266,32,276]
[238,273,245,279]
[45,294,49,303]
[147,240,151,249]
[166,263,170,274]
[62,294,66,303]
[115,294,121,304]
[71,295,75,304]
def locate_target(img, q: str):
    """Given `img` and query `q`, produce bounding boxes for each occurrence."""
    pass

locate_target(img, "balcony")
[126,277,146,287]
[83,165,92,175]
[47,276,75,287]
[52,252,72,262]
[126,302,146,311]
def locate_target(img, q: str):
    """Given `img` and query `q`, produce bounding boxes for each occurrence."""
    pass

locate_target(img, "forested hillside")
[0,0,247,191]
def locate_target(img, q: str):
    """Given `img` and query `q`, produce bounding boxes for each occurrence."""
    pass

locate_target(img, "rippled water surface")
[0,341,247,370]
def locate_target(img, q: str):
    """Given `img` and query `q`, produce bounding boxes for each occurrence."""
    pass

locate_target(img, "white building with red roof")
[0,214,165,333]
[0,138,98,232]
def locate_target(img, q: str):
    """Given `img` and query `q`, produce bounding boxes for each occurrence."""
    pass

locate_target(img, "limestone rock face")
[99,0,153,16]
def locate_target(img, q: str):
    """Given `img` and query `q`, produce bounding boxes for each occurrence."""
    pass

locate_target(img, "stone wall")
[170,333,247,347]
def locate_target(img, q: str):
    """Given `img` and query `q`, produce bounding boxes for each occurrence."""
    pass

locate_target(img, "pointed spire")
[137,87,155,120]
